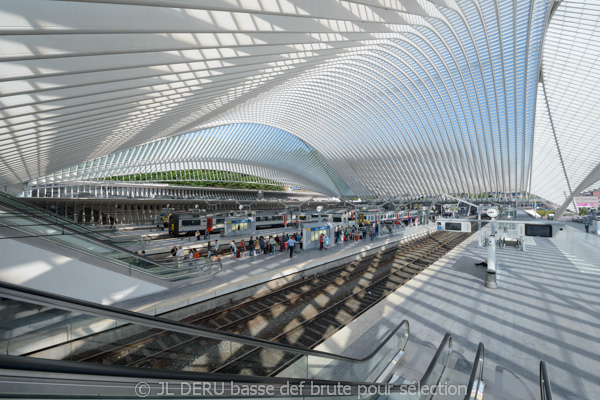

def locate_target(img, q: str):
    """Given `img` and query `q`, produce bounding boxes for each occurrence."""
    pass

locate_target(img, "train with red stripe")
[357,210,418,225]
[168,211,289,236]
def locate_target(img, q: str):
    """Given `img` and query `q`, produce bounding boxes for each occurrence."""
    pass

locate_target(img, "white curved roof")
[1,0,599,206]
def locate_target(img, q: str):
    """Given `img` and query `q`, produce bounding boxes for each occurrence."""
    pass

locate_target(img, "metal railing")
[465,343,485,400]
[0,280,410,388]
[540,361,553,400]
[0,199,221,282]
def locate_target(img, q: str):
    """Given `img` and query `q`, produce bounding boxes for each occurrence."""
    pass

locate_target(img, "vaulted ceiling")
[2,0,599,207]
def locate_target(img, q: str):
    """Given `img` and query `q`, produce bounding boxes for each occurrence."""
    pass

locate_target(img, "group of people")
[333,224,380,243]
[169,245,202,266]
[226,232,304,259]
[166,222,401,265]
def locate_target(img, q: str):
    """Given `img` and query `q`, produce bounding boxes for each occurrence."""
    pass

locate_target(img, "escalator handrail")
[0,199,219,276]
[464,342,484,400]
[418,332,452,385]
[0,280,409,364]
[0,191,114,240]
[540,361,553,400]
[0,352,411,398]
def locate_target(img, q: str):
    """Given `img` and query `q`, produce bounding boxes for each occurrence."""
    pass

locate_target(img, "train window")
[333,217,342,222]
[299,216,307,221]
[216,218,224,224]
[182,219,201,226]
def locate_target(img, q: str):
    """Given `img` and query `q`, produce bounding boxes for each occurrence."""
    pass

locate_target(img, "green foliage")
[579,207,589,216]
[102,169,285,191]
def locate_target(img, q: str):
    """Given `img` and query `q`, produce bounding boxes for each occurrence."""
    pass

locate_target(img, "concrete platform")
[113,225,436,317]
[109,225,312,256]
[316,222,600,399]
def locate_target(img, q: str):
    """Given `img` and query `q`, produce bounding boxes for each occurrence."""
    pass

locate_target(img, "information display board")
[301,222,333,250]
[223,217,256,237]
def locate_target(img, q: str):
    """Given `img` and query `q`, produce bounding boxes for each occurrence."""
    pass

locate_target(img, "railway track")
[28,224,478,376]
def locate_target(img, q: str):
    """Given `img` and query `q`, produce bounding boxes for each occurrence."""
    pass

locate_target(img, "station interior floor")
[314,221,599,400]
[10,217,598,399]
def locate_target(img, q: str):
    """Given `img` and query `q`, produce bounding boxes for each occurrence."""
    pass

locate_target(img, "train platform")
[316,221,600,399]
[112,224,436,317]
[121,225,310,257]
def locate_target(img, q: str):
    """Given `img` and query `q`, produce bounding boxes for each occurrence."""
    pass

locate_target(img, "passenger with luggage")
[229,240,237,259]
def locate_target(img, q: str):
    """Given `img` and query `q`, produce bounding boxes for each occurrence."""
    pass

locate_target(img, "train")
[357,210,416,225]
[168,211,290,236]
[167,208,432,236]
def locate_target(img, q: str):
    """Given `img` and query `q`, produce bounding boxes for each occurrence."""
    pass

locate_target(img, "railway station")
[0,1,599,399]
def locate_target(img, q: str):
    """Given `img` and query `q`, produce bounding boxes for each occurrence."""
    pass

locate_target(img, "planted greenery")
[102,170,285,191]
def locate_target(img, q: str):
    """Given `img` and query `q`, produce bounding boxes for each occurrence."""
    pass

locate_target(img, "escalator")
[0,281,484,399]
[0,192,221,283]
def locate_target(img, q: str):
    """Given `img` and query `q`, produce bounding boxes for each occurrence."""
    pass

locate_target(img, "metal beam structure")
[1,1,599,204]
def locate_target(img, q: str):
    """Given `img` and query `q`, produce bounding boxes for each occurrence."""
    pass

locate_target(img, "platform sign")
[306,225,329,231]
[437,220,472,233]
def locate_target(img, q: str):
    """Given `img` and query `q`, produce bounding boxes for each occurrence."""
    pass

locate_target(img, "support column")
[485,234,498,289]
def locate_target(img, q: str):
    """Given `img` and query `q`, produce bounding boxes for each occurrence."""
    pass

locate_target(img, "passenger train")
[357,210,417,225]
[168,208,429,236]
[168,211,289,236]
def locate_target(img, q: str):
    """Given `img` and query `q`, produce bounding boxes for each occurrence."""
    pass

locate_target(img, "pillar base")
[485,271,498,289]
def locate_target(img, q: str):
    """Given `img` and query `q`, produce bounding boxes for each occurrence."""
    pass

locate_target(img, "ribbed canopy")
[3,0,599,206]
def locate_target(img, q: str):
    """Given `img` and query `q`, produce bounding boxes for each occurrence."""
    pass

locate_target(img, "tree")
[579,207,589,216]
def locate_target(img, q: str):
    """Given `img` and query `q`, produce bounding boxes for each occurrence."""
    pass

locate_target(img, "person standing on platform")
[248,237,255,256]
[288,235,296,258]
[229,240,237,259]
[254,237,260,255]
[324,233,329,249]
[240,239,246,259]
[170,245,178,257]
[195,230,200,241]
[214,240,219,259]
[585,220,590,233]
[269,236,276,254]
[207,241,213,260]
[319,234,324,250]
